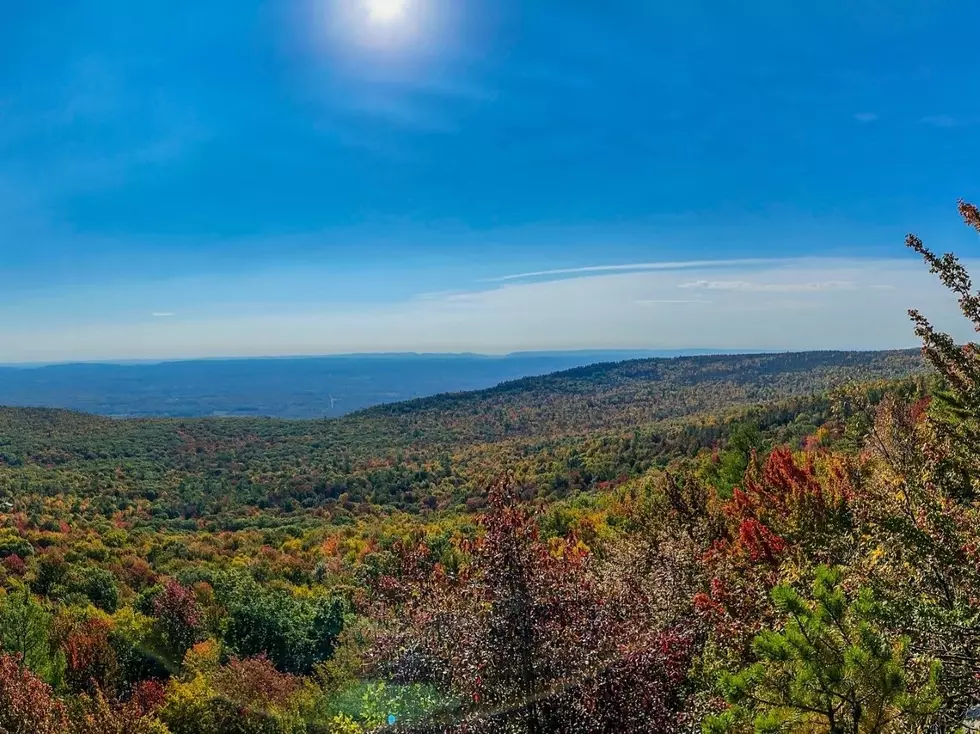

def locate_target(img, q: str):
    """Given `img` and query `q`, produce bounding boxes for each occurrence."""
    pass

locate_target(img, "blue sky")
[2,0,980,361]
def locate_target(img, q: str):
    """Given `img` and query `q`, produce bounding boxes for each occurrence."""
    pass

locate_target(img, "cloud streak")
[485,259,781,283]
[921,114,963,128]
[2,256,973,363]
[678,280,857,292]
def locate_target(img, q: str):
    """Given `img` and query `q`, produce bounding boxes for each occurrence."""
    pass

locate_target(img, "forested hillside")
[0,350,923,525]
[3,212,980,732]
[359,350,924,440]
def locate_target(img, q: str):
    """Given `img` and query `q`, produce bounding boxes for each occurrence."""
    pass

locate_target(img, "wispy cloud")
[2,257,973,362]
[485,259,779,283]
[415,289,472,301]
[379,75,497,104]
[678,280,856,292]
[921,114,967,128]
[854,112,878,123]
[338,93,458,134]
[151,312,176,318]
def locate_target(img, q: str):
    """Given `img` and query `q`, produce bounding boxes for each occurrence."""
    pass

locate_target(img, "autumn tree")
[846,201,980,725]
[0,652,67,734]
[57,616,121,695]
[372,481,696,733]
[152,580,203,665]
[66,683,169,734]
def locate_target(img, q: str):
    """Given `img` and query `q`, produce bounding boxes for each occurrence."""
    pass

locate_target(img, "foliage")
[152,580,203,664]
[215,572,347,674]
[0,586,63,684]
[705,567,940,733]
[369,482,696,732]
[0,652,67,734]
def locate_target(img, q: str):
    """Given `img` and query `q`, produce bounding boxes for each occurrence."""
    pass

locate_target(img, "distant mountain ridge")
[0,350,733,418]
[0,348,928,519]
[352,349,927,443]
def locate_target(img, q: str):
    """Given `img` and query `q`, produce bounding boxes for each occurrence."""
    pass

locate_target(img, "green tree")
[715,421,763,495]
[0,587,62,685]
[82,567,121,613]
[216,572,347,674]
[705,567,940,734]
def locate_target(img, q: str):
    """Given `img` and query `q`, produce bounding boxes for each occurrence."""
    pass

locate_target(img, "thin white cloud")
[636,299,711,304]
[151,312,176,318]
[415,289,471,301]
[921,114,962,128]
[485,258,780,283]
[3,257,974,362]
[854,112,878,123]
[678,280,856,292]
[337,93,458,134]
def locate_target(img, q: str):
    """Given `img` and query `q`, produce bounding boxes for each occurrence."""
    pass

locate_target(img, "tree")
[211,655,300,714]
[705,567,940,733]
[58,617,121,695]
[0,587,61,684]
[152,580,203,665]
[215,572,347,674]
[159,656,305,734]
[0,652,67,734]
[860,203,980,723]
[371,481,696,733]
[906,200,980,500]
[66,684,169,734]
[31,550,67,596]
[77,567,121,613]
[713,422,763,495]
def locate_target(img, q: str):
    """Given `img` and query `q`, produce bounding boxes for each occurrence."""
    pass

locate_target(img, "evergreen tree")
[705,567,940,733]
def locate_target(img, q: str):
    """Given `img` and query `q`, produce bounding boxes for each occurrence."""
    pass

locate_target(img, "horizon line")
[0,345,921,369]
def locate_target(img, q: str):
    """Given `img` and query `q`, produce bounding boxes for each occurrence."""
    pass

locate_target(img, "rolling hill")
[0,350,927,525]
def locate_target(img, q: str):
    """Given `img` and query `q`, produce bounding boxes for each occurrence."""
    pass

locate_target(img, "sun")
[366,0,408,23]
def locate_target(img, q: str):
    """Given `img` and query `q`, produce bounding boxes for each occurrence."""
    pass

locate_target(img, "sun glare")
[366,0,408,23]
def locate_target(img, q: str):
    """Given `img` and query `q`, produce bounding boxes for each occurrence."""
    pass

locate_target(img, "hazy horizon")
[0,347,776,369]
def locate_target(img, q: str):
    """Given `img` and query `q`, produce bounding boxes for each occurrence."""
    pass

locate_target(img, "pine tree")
[705,567,940,733]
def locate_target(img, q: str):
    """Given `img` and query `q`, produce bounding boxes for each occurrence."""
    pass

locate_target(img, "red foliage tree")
[728,446,851,551]
[1,554,26,577]
[211,654,300,712]
[372,481,696,733]
[0,653,68,734]
[696,447,853,649]
[59,617,120,695]
[152,579,203,663]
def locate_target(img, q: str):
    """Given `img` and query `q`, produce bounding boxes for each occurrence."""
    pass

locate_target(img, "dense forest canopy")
[2,206,980,731]
[0,350,923,526]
